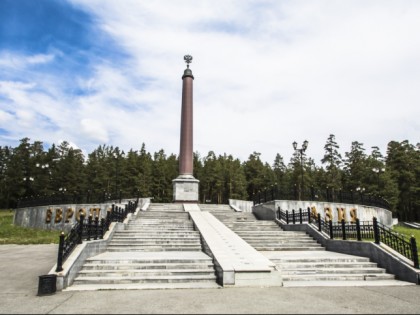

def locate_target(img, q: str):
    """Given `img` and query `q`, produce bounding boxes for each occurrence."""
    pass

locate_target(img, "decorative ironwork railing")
[254,187,390,210]
[16,190,140,208]
[276,207,419,269]
[55,200,138,272]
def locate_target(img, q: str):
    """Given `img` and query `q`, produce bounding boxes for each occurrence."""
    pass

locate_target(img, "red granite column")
[179,68,194,176]
[173,55,199,203]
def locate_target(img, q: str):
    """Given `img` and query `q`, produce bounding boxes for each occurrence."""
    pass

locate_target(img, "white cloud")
[1,0,419,165]
[0,52,55,69]
[80,118,109,143]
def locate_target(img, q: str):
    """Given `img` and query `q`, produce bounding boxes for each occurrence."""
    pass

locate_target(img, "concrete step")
[110,242,201,246]
[78,269,215,277]
[82,263,214,270]
[281,280,415,287]
[255,246,325,251]
[65,282,221,291]
[115,230,199,234]
[282,273,395,281]
[281,267,388,275]
[106,246,202,251]
[271,257,371,263]
[72,274,217,284]
[85,255,213,265]
[112,233,200,242]
[124,227,194,231]
[278,262,378,269]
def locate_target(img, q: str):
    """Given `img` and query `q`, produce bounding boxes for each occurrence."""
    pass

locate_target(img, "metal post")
[317,213,322,232]
[292,209,296,224]
[299,208,303,224]
[329,219,333,239]
[356,218,362,241]
[410,236,419,269]
[341,219,346,240]
[286,210,289,224]
[373,217,380,244]
[94,216,99,240]
[277,207,280,220]
[119,190,122,204]
[56,232,65,272]
[307,207,311,224]
[78,215,84,244]
[100,218,105,239]
[87,214,92,241]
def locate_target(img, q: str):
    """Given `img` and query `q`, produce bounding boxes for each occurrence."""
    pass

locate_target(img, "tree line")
[0,135,418,220]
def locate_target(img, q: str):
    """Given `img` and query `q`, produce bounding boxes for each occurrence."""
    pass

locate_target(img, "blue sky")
[0,0,419,165]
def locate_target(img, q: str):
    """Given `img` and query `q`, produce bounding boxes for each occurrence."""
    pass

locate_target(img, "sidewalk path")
[1,244,419,314]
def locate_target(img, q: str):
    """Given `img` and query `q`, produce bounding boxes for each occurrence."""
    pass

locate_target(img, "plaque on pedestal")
[173,175,199,203]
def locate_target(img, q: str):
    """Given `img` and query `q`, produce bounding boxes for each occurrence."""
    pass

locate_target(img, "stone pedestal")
[173,175,199,203]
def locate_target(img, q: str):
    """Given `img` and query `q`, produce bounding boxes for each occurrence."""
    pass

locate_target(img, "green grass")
[392,224,420,241]
[0,210,60,244]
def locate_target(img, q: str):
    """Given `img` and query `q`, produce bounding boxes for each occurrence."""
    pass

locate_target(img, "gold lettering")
[54,208,63,223]
[76,208,87,222]
[65,208,74,223]
[337,207,346,222]
[350,208,357,223]
[311,206,318,220]
[45,208,52,223]
[324,207,333,222]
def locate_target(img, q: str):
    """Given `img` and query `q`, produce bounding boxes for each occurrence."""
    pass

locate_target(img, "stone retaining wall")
[13,198,150,232]
[253,200,393,226]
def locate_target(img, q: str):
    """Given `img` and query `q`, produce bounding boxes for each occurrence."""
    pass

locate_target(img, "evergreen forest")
[0,135,418,221]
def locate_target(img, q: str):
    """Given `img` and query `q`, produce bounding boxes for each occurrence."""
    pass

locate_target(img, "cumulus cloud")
[80,118,109,143]
[1,0,419,164]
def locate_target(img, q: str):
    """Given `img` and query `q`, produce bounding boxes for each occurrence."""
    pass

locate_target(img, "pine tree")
[321,134,343,200]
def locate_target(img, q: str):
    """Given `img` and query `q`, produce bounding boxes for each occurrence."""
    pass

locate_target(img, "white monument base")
[173,175,199,203]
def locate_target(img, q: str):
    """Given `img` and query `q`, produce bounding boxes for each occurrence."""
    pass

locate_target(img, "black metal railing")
[277,207,311,225]
[55,200,138,272]
[254,186,390,210]
[276,207,419,269]
[17,189,140,208]
[374,217,419,268]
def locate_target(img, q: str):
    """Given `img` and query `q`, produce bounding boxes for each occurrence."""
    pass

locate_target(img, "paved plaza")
[1,244,419,314]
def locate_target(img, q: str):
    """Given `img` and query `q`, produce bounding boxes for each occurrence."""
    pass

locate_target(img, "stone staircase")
[206,207,323,251]
[66,203,219,290]
[267,251,398,285]
[205,205,408,286]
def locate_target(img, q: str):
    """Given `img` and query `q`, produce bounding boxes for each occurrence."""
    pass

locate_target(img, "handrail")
[16,189,140,208]
[276,207,419,269]
[255,186,390,210]
[55,200,138,272]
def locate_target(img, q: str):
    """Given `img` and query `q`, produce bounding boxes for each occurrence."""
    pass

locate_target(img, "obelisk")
[173,55,199,203]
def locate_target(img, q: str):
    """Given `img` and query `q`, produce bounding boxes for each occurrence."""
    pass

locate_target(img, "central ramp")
[189,210,282,286]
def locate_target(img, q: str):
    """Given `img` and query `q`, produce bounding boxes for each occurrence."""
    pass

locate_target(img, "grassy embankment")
[0,210,60,244]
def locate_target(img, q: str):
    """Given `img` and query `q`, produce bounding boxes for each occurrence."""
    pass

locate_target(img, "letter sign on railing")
[76,208,86,222]
[324,207,333,222]
[337,207,346,222]
[45,208,53,223]
[65,208,74,223]
[311,206,318,220]
[54,208,63,223]
[350,208,357,223]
